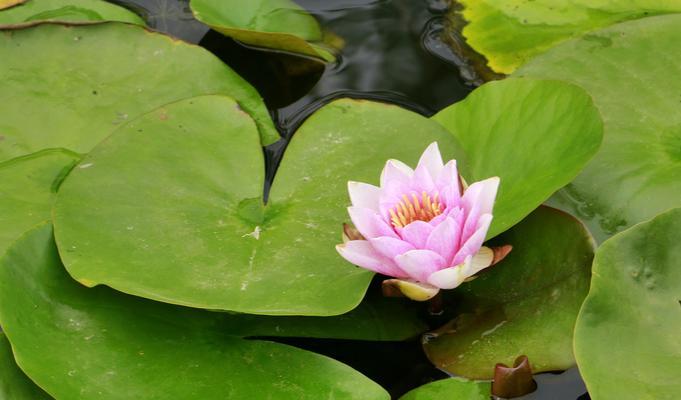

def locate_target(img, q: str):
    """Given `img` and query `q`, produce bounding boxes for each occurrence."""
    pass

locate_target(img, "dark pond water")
[108,0,590,398]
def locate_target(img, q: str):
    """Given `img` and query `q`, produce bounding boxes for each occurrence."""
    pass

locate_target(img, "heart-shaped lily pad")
[190,0,332,61]
[0,149,79,256]
[432,78,603,239]
[453,0,681,74]
[0,333,51,399]
[54,95,461,315]
[0,223,389,399]
[517,15,681,242]
[399,378,489,400]
[0,21,278,163]
[574,208,681,400]
[0,0,144,26]
[423,206,594,379]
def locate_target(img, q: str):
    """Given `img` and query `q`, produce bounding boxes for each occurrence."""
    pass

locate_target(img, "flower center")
[389,191,443,228]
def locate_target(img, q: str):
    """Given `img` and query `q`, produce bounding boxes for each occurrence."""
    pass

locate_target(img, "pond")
[1,0,679,399]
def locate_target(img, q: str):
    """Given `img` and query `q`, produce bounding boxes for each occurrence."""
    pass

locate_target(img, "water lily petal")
[380,159,413,187]
[395,249,447,282]
[369,236,415,260]
[348,206,397,239]
[399,220,434,248]
[382,279,440,301]
[416,142,445,179]
[336,240,408,278]
[426,250,493,290]
[452,213,493,265]
[425,216,461,264]
[348,181,381,211]
[437,160,461,205]
[462,176,500,216]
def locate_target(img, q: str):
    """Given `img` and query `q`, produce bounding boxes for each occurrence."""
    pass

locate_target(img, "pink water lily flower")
[336,142,502,301]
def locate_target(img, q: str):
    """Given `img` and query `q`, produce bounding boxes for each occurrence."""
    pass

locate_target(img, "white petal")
[428,247,495,289]
[459,246,494,277]
[462,176,500,216]
[380,159,414,187]
[348,181,381,211]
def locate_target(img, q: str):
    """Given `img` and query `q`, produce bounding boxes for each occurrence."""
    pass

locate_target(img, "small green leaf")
[423,207,595,379]
[0,224,390,399]
[433,78,603,239]
[0,0,145,26]
[454,0,681,74]
[399,377,490,400]
[0,332,52,399]
[0,21,278,162]
[517,14,681,242]
[0,149,79,257]
[190,0,333,61]
[574,208,681,400]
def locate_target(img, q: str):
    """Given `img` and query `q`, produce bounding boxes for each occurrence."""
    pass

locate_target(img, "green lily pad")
[0,22,278,163]
[517,15,681,243]
[0,149,79,256]
[432,78,603,239]
[54,95,461,315]
[0,332,52,399]
[0,0,145,26]
[399,378,490,400]
[574,208,681,400]
[0,224,389,399]
[423,206,595,379]
[190,0,333,61]
[454,0,681,74]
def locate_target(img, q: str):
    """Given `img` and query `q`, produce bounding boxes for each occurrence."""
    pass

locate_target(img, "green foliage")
[455,0,681,73]
[575,208,681,400]
[517,14,681,242]
[0,0,145,25]
[433,78,603,239]
[399,377,489,400]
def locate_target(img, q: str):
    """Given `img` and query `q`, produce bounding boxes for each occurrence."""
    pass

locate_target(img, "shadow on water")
[105,1,588,398]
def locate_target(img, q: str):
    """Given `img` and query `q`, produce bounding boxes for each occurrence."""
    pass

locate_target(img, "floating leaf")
[0,21,278,163]
[0,0,144,26]
[0,149,79,256]
[454,0,681,74]
[574,208,681,400]
[432,78,602,239]
[0,333,52,399]
[0,224,389,399]
[423,207,594,379]
[190,0,332,61]
[54,95,461,315]
[517,15,681,242]
[399,377,489,400]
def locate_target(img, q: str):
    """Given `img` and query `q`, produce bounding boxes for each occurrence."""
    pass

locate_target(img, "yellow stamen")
[390,190,444,228]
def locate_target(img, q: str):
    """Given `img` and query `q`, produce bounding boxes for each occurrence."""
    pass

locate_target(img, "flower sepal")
[382,279,440,301]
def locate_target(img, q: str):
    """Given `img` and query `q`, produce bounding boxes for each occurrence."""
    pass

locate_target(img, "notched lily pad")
[0,224,390,399]
[423,206,595,379]
[54,95,462,315]
[517,14,681,242]
[190,0,333,61]
[574,208,681,400]
[0,21,278,162]
[0,0,145,26]
[433,78,603,239]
